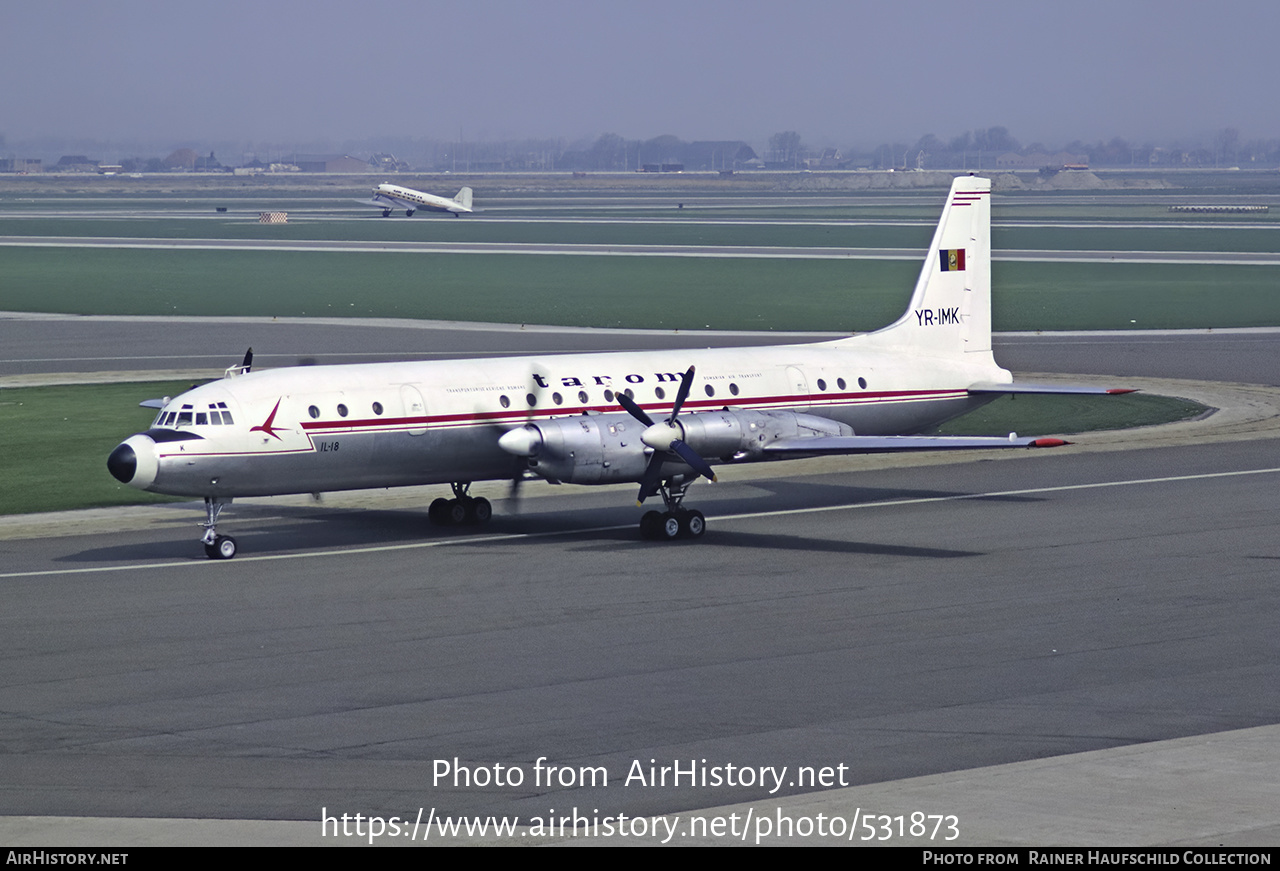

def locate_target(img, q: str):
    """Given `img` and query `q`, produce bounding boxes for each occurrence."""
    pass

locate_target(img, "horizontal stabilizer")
[762,434,1070,455]
[968,382,1136,395]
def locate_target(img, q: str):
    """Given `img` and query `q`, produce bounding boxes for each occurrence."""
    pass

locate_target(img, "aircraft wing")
[968,382,1136,395]
[761,433,1068,455]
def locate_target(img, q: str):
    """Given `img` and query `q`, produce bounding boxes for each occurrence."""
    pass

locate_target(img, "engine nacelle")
[511,413,650,484]
[675,408,853,460]
[501,409,854,484]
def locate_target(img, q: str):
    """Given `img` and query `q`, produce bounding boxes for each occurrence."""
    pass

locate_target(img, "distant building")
[194,151,226,172]
[0,158,41,173]
[53,155,98,172]
[995,151,1087,169]
[287,154,370,173]
[804,148,843,170]
[371,153,409,172]
[164,148,198,170]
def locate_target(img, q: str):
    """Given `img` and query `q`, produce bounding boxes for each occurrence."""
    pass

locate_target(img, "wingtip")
[1106,388,1138,394]
[1030,438,1072,448]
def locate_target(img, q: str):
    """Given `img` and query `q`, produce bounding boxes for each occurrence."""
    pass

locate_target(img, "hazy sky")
[2,0,1276,151]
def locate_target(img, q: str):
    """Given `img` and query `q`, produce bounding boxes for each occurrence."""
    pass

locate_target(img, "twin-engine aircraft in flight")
[369,182,473,216]
[108,176,1129,559]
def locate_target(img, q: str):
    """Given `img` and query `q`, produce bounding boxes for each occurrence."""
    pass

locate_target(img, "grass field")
[2,246,1277,330]
[0,381,1208,516]
[0,381,189,515]
[4,215,1280,253]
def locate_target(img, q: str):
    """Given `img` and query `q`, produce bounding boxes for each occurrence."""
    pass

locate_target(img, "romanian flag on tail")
[939,248,966,271]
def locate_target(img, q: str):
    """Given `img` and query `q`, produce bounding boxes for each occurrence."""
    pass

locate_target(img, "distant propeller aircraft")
[109,176,1130,558]
[369,182,473,216]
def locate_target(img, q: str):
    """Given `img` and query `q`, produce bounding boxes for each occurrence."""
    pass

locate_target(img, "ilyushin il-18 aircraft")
[369,182,473,217]
[108,175,1130,559]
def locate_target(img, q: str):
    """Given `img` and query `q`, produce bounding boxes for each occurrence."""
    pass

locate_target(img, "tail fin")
[454,187,473,210]
[858,175,992,360]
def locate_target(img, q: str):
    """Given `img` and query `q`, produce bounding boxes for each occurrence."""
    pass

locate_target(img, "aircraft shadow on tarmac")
[724,478,1047,511]
[552,529,983,558]
[58,482,1044,564]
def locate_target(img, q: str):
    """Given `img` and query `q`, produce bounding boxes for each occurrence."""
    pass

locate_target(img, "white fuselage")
[372,183,471,214]
[115,338,1008,499]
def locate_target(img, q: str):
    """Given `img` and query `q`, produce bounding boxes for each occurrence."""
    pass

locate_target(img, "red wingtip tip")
[1031,438,1071,448]
[1106,388,1138,394]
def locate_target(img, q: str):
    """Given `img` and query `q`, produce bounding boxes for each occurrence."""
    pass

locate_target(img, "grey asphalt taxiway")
[2,317,1279,846]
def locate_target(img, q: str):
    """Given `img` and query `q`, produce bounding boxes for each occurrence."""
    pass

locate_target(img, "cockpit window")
[157,401,233,429]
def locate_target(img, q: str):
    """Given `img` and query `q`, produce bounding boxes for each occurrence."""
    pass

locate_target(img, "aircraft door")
[785,366,810,412]
[400,385,428,436]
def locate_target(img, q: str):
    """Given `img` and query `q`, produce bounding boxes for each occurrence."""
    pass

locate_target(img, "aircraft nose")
[107,434,159,490]
[107,442,136,483]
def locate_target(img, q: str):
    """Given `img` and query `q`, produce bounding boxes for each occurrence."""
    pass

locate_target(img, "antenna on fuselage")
[224,347,254,379]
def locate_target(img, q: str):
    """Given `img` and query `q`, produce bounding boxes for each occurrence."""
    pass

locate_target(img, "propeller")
[616,365,717,504]
[492,364,548,507]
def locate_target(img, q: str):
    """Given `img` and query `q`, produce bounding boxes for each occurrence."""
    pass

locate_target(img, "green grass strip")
[2,247,1279,330]
[1,381,191,514]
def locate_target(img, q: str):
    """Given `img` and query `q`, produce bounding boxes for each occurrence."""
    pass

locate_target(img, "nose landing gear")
[200,497,237,559]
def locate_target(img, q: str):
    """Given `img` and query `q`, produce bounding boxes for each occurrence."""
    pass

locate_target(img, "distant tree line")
[11,125,1280,173]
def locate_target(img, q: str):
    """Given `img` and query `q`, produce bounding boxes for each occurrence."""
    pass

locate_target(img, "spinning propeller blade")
[616,365,716,504]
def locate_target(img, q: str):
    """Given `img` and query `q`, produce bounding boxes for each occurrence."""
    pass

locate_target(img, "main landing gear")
[201,497,237,559]
[639,474,706,541]
[428,482,492,527]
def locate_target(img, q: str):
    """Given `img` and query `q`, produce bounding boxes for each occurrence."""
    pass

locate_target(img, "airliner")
[370,182,473,216]
[108,176,1128,559]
